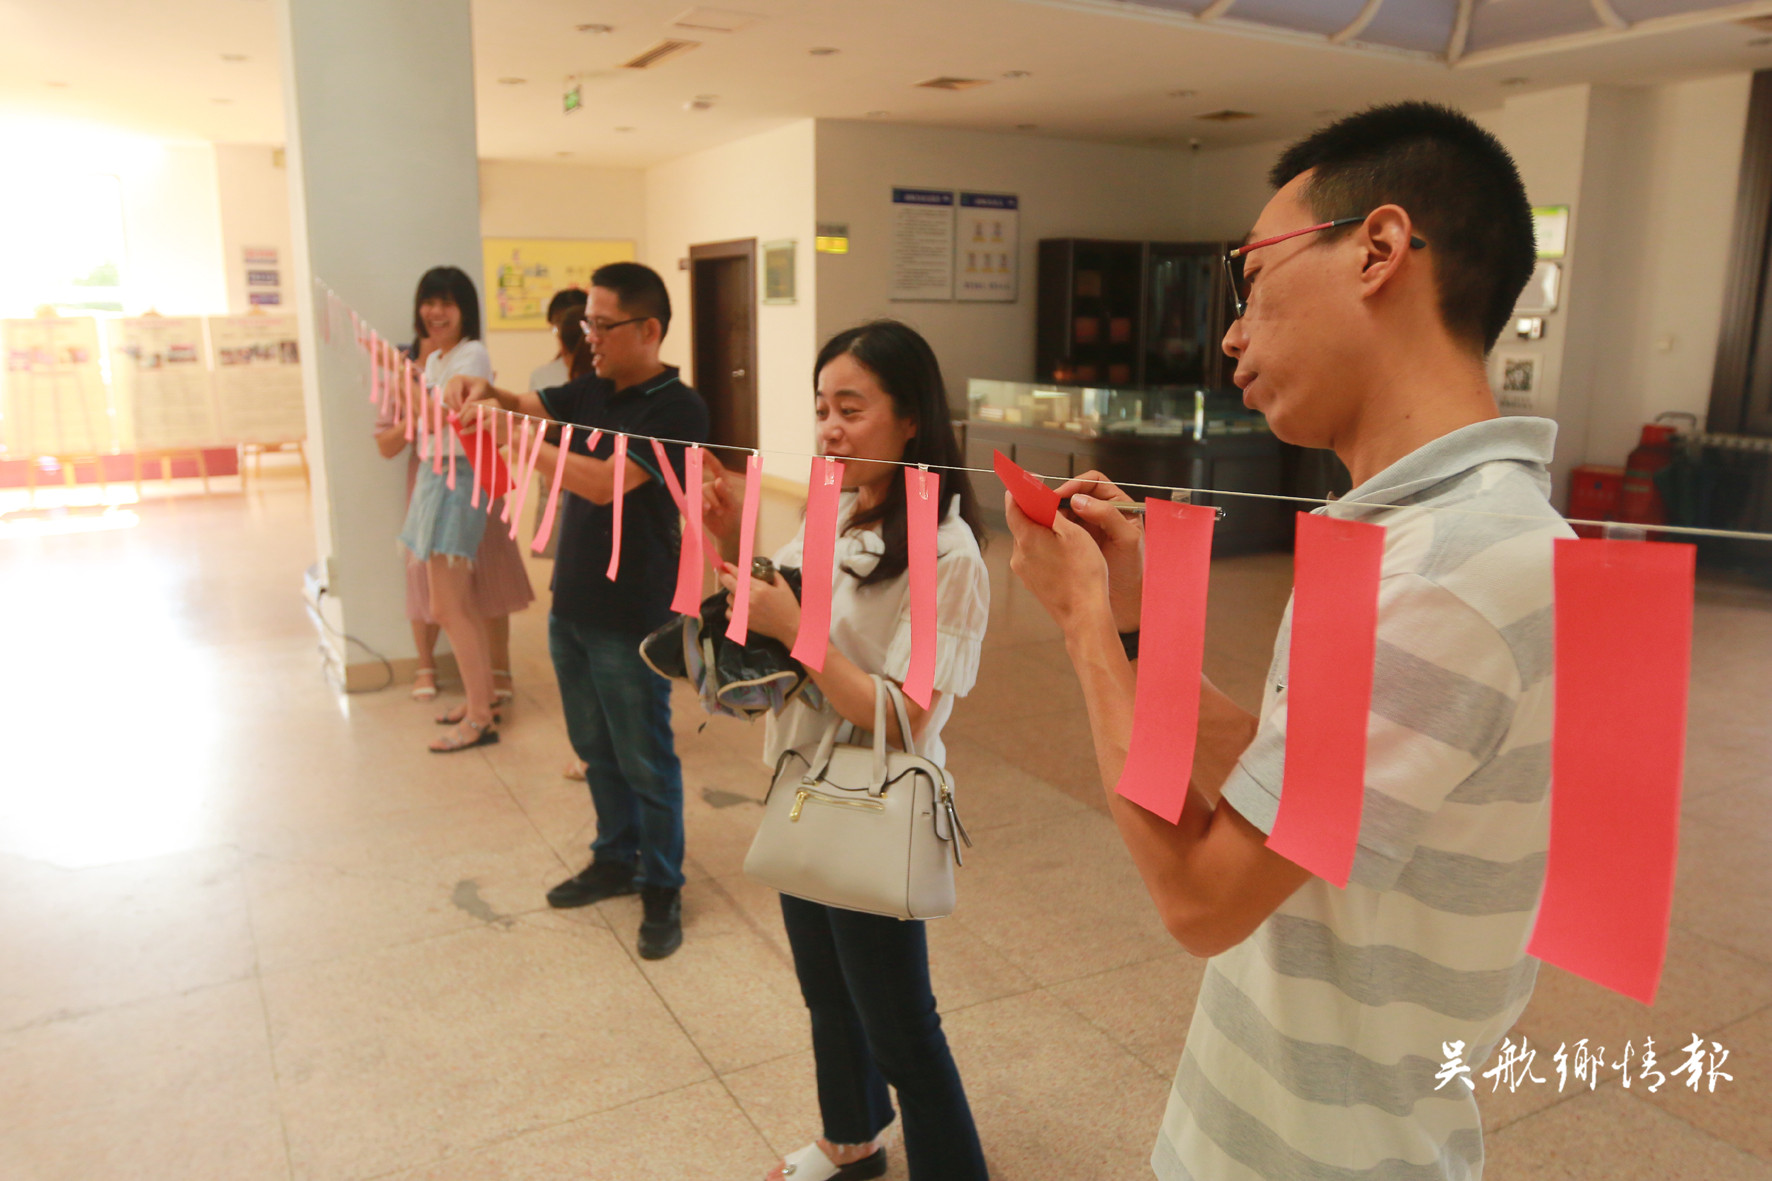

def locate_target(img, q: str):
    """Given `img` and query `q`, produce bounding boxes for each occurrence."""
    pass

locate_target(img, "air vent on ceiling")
[620,39,702,69]
[1195,109,1257,122]
[915,76,991,90]
[672,7,763,33]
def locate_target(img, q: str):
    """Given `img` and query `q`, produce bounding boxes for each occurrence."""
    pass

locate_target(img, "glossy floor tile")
[2,469,1768,1180]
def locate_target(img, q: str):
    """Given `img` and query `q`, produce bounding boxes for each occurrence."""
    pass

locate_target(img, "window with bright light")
[0,173,130,317]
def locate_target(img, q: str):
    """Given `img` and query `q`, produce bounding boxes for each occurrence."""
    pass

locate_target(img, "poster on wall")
[113,316,217,451]
[1,317,111,458]
[244,246,282,310]
[209,313,306,443]
[889,188,955,301]
[955,192,1019,302]
[482,238,636,331]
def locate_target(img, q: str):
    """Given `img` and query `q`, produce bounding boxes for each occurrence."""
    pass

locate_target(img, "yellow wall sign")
[482,238,635,331]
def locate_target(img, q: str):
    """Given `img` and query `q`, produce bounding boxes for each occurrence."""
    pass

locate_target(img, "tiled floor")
[1,469,1768,1180]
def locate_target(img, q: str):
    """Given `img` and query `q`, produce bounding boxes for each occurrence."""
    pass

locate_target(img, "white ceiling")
[1,0,1770,166]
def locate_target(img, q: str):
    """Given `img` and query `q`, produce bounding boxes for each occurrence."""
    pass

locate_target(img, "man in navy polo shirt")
[451,262,708,960]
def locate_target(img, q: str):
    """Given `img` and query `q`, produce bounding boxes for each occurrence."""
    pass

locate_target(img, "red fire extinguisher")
[1616,423,1677,527]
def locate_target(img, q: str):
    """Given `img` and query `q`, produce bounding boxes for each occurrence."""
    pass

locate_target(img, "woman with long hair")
[704,320,991,1181]
[394,266,530,752]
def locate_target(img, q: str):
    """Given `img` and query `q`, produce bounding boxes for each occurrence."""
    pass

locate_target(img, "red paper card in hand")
[904,467,940,709]
[1529,538,1694,1005]
[993,450,1060,528]
[1267,512,1386,888]
[450,414,510,502]
[1115,499,1215,823]
[792,456,846,672]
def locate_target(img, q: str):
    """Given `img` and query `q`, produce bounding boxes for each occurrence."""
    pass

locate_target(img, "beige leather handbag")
[744,675,972,920]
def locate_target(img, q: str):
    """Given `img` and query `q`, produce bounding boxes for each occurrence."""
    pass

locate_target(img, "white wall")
[214,143,295,315]
[814,121,1195,413]
[646,120,818,483]
[118,142,230,316]
[478,159,647,387]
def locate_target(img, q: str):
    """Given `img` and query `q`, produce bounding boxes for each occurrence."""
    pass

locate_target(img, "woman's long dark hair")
[412,266,483,343]
[816,320,985,588]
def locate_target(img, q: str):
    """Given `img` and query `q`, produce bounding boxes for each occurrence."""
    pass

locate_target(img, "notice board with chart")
[889,188,956,301]
[113,317,216,450]
[955,192,1019,302]
[483,238,635,331]
[2,317,111,457]
[209,314,305,443]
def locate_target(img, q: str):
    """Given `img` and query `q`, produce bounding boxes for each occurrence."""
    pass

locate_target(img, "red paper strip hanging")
[648,437,726,581]
[509,415,549,541]
[532,425,573,555]
[1529,538,1695,1005]
[792,456,846,673]
[1266,512,1386,888]
[1115,499,1216,822]
[724,453,765,641]
[669,445,706,614]
[469,406,484,508]
[993,449,1061,528]
[606,433,631,581]
[904,466,940,709]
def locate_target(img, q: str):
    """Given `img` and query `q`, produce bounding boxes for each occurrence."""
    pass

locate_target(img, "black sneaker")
[546,860,637,909]
[637,886,682,960]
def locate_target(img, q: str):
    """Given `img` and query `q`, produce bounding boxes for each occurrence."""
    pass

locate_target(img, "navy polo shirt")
[538,366,709,636]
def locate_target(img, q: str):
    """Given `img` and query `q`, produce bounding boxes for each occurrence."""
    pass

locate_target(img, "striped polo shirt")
[1154,417,1575,1181]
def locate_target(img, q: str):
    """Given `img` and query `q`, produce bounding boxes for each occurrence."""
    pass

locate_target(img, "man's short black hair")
[591,261,672,340]
[1270,101,1535,353]
[546,286,587,323]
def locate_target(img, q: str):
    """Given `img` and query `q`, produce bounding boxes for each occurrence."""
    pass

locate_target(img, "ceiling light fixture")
[621,39,700,69]
[220,53,248,62]
[671,7,763,34]
[915,76,990,90]
[1195,109,1256,122]
[809,46,839,56]
[865,110,890,118]
[576,23,614,33]
[498,77,527,85]
[685,94,718,110]
[1003,70,1031,79]
[1167,89,1197,98]
[1500,76,1530,87]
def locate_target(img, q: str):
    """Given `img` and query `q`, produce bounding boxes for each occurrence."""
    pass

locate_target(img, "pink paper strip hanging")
[531,425,574,554]
[403,353,416,442]
[504,411,520,502]
[369,334,382,405]
[723,453,765,640]
[669,445,705,614]
[1528,538,1695,1005]
[429,377,445,474]
[648,438,727,579]
[504,417,530,523]
[1266,512,1386,888]
[903,466,940,710]
[1114,499,1216,823]
[509,416,549,542]
[470,405,484,508]
[792,457,846,673]
[606,434,631,581]
[446,409,458,490]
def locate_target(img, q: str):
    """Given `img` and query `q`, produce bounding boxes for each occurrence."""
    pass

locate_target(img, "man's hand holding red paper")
[1006,467,1145,637]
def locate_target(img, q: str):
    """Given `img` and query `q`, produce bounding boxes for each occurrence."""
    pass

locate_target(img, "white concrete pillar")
[274,0,483,686]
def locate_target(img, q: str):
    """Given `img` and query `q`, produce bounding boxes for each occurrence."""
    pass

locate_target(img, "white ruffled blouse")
[761,490,990,770]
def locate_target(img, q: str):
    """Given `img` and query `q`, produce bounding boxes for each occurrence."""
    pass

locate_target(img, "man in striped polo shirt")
[1007,102,1566,1179]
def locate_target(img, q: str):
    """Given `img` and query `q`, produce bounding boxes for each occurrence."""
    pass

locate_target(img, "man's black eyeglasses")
[1222,217,1428,321]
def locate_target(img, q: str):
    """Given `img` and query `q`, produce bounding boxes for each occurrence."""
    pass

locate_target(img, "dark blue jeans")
[548,614,685,890]
[780,894,989,1180]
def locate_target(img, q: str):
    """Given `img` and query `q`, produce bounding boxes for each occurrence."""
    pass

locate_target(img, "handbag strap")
[806,674,923,796]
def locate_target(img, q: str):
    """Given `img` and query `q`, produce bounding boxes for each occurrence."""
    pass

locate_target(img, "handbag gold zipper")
[791,788,886,821]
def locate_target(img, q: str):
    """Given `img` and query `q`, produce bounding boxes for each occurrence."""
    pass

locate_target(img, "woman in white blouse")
[705,320,991,1181]
[394,266,505,753]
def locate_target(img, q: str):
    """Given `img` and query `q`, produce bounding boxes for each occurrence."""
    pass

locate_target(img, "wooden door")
[689,239,758,451]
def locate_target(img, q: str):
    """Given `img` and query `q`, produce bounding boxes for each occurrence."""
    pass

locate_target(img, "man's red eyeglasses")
[1222,216,1427,320]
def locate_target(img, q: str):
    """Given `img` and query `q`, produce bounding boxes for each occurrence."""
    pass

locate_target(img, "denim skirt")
[399,461,487,563]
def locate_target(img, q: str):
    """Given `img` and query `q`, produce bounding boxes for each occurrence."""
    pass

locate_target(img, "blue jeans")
[780,894,989,1180]
[548,614,685,890]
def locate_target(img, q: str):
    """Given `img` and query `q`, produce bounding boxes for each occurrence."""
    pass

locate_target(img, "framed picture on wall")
[763,239,796,305]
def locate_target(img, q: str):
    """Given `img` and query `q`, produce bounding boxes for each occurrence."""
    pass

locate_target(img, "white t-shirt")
[528,356,569,393]
[762,491,989,770]
[419,339,493,461]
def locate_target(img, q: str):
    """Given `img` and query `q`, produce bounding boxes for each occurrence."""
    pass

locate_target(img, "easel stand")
[240,440,311,490]
[133,449,213,497]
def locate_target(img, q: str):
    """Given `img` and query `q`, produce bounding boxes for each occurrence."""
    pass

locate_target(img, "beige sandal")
[411,667,438,702]
[430,716,499,754]
[492,668,514,706]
